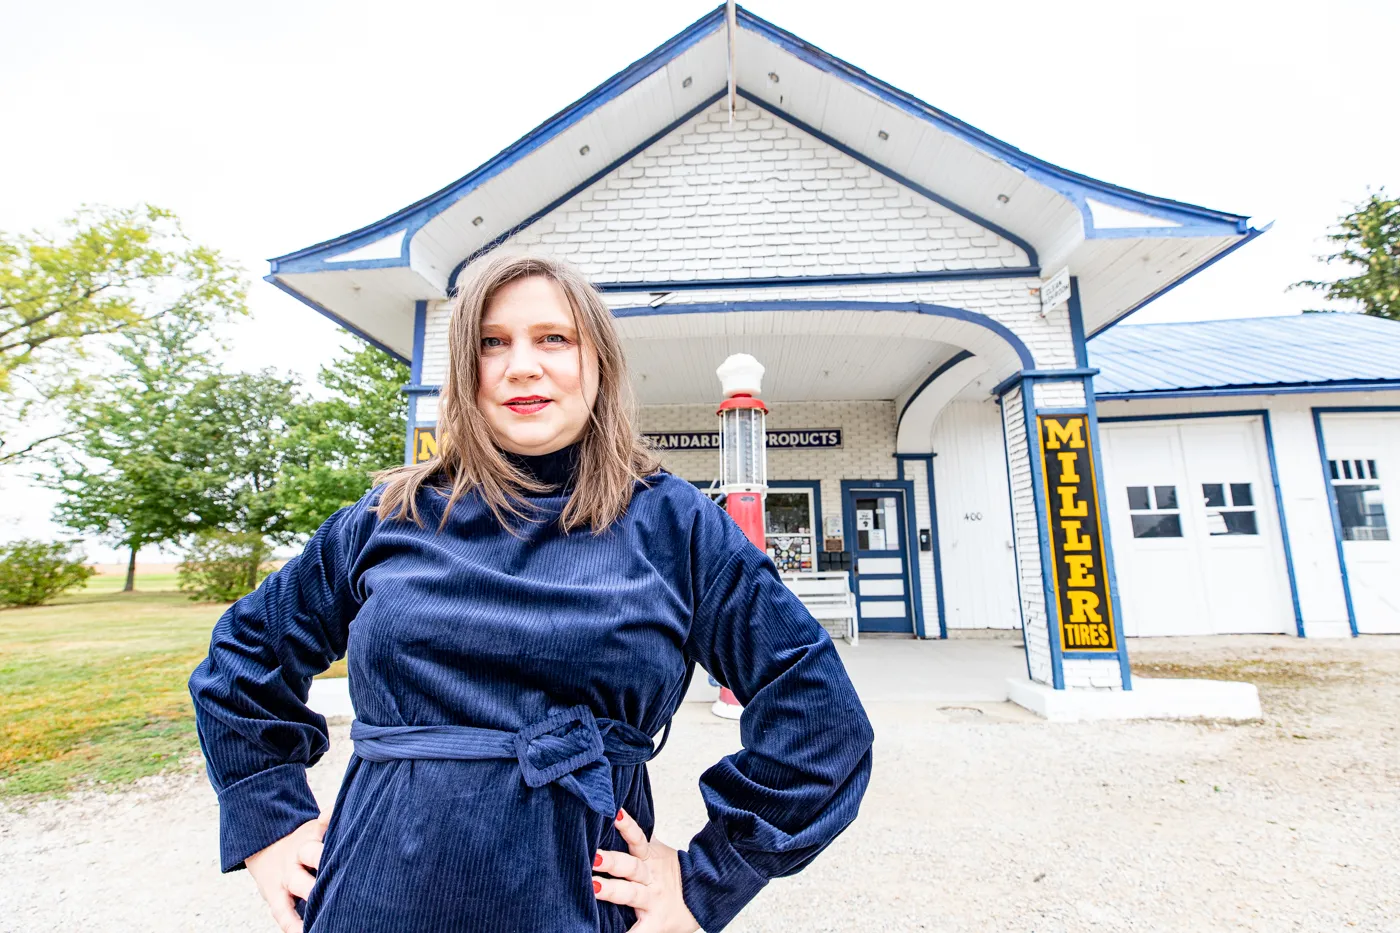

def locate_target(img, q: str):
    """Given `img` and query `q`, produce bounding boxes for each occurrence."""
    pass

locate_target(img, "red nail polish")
[616,808,624,822]
[593,880,602,894]
[593,853,602,867]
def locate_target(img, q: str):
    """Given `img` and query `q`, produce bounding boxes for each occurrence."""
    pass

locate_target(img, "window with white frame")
[1201,482,1259,536]
[1329,458,1390,541]
[765,488,817,572]
[1126,485,1183,538]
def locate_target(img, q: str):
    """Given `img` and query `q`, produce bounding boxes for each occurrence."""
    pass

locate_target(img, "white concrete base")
[308,677,354,719]
[1303,619,1355,639]
[1007,676,1261,723]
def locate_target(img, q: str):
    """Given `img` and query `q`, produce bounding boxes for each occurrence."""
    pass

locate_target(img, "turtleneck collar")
[499,440,583,495]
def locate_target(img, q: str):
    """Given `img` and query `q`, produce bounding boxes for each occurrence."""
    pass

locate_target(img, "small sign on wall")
[1040,266,1071,316]
[1037,413,1116,653]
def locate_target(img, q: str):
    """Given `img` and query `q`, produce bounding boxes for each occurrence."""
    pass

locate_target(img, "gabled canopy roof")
[268,4,1262,363]
[1090,314,1400,398]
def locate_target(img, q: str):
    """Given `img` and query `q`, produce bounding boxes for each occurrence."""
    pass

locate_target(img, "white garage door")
[1319,412,1400,634]
[1100,416,1294,636]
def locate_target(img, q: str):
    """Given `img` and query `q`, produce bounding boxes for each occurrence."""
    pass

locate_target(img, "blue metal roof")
[1089,314,1400,398]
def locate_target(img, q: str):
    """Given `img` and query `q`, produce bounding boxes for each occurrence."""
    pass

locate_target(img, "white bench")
[780,571,859,646]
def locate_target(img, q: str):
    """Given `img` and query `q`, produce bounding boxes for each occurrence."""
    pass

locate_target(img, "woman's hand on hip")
[244,814,328,933]
[594,807,700,933]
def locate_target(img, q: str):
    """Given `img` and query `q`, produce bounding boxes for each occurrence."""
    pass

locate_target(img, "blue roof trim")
[736,89,1039,267]
[271,3,1254,285]
[268,6,728,273]
[1095,381,1400,402]
[1088,224,1270,336]
[609,299,1036,370]
[735,7,1251,233]
[263,275,410,364]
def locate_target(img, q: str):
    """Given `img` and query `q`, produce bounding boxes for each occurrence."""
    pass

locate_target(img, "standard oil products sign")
[1037,415,1116,653]
[643,429,842,451]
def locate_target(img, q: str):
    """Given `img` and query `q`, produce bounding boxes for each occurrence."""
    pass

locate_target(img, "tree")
[42,313,231,591]
[1294,189,1400,320]
[275,344,409,534]
[177,369,303,591]
[0,204,245,463]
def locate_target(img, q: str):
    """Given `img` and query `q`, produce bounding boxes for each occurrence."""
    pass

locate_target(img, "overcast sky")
[2,0,1395,563]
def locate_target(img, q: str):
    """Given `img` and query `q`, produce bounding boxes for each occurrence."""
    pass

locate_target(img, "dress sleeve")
[186,489,381,873]
[676,495,875,932]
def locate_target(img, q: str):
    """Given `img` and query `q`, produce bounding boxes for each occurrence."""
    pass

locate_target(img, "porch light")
[682,76,692,88]
[877,130,889,141]
[579,145,590,156]
[767,71,780,83]
[472,216,484,226]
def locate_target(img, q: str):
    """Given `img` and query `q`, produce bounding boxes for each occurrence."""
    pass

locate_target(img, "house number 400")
[964,512,983,521]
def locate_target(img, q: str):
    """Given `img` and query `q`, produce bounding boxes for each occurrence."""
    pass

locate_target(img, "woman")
[188,253,875,933]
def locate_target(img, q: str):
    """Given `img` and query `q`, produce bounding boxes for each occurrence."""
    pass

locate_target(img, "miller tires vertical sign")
[1037,414,1116,653]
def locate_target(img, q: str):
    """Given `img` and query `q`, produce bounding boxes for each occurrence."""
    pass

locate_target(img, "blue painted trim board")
[992,368,1100,400]
[409,301,428,384]
[1067,277,1089,369]
[403,394,418,467]
[1098,409,1306,639]
[1094,380,1400,402]
[1309,405,1400,638]
[894,453,946,639]
[839,479,928,638]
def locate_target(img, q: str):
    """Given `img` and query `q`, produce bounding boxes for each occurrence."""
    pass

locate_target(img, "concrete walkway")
[309,631,1032,718]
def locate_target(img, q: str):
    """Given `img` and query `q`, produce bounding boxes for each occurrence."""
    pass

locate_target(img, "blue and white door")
[844,487,915,634]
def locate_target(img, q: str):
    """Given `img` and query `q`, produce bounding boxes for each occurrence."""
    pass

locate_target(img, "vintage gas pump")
[711,354,768,720]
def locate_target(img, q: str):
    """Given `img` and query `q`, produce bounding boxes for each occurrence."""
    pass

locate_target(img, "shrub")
[177,530,274,602]
[0,539,97,607]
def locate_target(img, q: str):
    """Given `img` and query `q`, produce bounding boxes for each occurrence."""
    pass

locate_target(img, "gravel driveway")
[1,635,1395,932]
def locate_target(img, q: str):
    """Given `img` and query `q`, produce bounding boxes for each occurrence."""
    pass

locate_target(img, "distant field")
[0,570,344,799]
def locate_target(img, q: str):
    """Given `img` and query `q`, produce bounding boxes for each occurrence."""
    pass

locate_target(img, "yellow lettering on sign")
[1056,486,1088,517]
[1067,590,1103,623]
[1056,451,1080,483]
[1043,419,1086,450]
[1061,520,1092,551]
[415,429,438,463]
[1065,554,1096,588]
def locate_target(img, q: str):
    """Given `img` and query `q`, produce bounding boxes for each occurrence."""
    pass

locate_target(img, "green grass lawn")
[0,572,346,799]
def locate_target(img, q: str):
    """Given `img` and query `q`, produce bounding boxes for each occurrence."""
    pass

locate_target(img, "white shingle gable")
[501,98,1029,282]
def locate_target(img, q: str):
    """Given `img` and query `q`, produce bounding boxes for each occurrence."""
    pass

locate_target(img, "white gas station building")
[268,6,1400,705]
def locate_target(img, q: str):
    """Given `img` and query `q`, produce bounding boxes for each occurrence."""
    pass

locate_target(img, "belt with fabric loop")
[349,704,671,819]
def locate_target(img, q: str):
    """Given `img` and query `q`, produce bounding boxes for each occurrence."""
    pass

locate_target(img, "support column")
[998,370,1132,691]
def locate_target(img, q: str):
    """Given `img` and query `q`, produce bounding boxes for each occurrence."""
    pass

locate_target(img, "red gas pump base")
[711,490,765,720]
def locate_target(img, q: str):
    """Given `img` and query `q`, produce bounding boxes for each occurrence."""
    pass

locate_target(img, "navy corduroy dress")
[188,442,874,932]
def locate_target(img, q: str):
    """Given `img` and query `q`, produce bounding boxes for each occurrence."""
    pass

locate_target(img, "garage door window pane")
[1336,484,1390,541]
[1126,486,1150,511]
[1230,483,1253,507]
[1202,484,1226,508]
[1131,514,1183,538]
[1154,486,1178,510]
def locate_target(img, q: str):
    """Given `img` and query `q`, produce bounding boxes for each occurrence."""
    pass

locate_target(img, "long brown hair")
[372,252,662,535]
